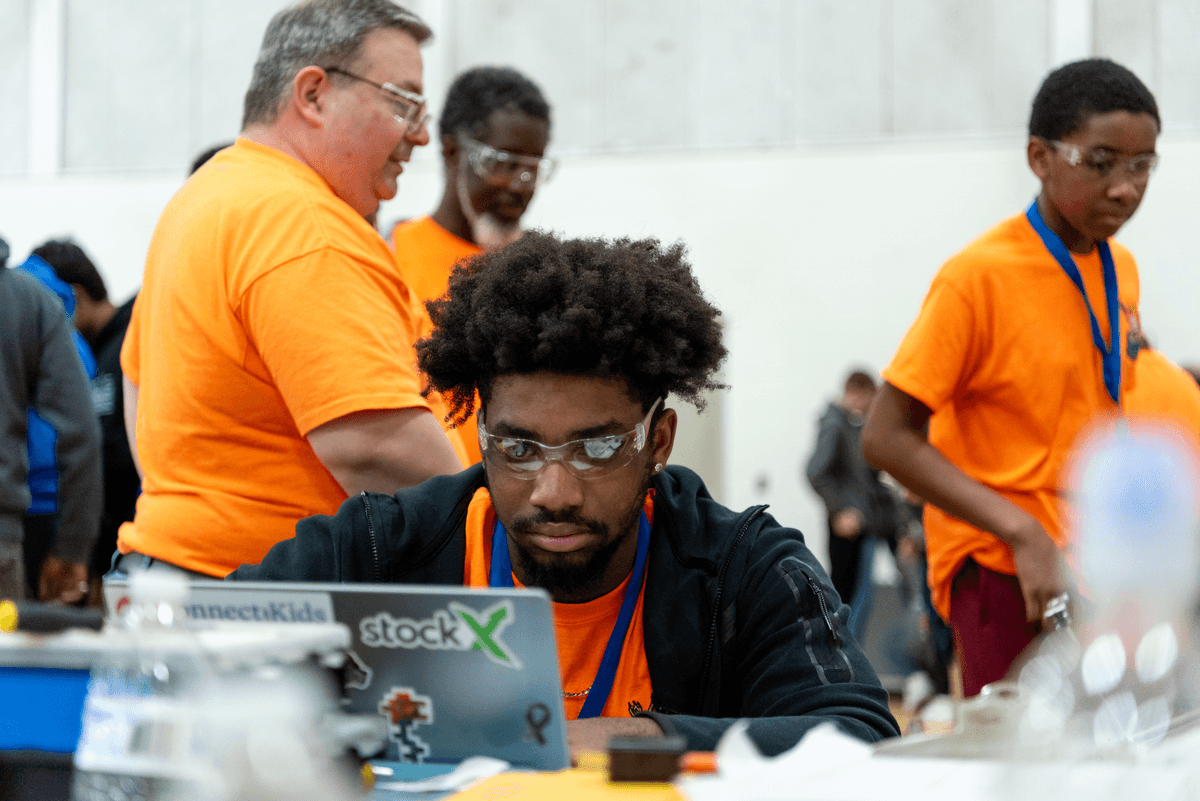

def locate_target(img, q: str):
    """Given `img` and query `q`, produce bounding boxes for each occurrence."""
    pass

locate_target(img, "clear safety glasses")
[460,136,557,189]
[479,398,662,480]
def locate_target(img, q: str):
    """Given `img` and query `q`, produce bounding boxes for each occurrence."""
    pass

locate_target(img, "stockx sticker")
[359,600,522,670]
[379,686,433,764]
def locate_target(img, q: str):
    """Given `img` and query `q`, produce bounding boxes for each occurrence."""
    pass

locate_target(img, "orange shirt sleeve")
[238,249,430,436]
[883,272,980,412]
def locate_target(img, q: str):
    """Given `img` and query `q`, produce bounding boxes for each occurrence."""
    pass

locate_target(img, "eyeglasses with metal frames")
[1044,139,1159,181]
[323,66,429,134]
[460,136,557,189]
[479,398,663,480]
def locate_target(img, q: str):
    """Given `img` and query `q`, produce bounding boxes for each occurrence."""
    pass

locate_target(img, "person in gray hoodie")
[0,235,101,602]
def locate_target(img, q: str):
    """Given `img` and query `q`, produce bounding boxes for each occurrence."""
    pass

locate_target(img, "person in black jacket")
[805,370,899,631]
[231,231,899,756]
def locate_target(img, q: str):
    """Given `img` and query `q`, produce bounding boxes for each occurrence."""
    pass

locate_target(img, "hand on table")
[567,716,663,761]
[38,555,89,605]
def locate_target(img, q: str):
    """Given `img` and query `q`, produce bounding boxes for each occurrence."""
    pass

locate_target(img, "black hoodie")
[230,464,899,754]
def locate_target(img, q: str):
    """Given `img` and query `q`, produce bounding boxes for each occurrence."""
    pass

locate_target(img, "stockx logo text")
[359,600,522,669]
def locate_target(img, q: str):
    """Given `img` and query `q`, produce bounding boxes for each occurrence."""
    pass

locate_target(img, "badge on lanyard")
[1121,304,1143,360]
[1025,200,1122,404]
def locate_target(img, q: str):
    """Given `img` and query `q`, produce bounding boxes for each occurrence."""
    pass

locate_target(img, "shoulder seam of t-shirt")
[233,245,387,312]
[887,277,979,413]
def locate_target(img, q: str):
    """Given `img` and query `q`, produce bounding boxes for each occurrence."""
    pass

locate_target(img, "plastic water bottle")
[72,568,221,801]
[1063,420,1200,752]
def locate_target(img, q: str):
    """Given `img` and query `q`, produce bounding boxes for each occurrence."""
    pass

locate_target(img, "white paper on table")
[373,756,510,793]
[678,721,1200,801]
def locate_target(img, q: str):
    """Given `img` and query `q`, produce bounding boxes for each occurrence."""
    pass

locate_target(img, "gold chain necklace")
[562,687,591,699]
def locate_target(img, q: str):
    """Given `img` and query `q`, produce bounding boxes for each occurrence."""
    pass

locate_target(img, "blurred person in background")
[805,369,899,640]
[17,248,98,599]
[1183,364,1200,388]
[0,234,101,603]
[390,65,553,463]
[1122,343,1200,442]
[33,238,140,602]
[114,0,462,579]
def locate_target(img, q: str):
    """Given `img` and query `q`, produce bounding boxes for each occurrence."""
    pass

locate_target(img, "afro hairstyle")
[417,231,726,423]
[1029,58,1160,141]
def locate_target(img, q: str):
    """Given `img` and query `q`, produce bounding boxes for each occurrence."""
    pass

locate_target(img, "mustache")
[509,509,606,535]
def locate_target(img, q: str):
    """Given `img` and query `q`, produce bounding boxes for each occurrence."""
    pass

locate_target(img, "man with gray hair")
[115,0,463,579]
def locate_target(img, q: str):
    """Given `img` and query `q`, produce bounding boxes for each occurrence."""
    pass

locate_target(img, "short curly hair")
[438,66,550,141]
[417,231,727,423]
[1029,58,1160,141]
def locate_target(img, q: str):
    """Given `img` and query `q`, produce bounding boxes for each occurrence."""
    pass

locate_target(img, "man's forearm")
[865,425,1035,546]
[861,382,1067,620]
[309,407,464,496]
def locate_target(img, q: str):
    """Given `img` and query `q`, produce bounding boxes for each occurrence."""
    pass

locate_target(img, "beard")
[470,211,523,252]
[457,171,523,252]
[504,473,651,602]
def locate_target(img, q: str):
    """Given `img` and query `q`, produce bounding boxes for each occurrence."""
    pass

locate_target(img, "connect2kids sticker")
[359,599,522,669]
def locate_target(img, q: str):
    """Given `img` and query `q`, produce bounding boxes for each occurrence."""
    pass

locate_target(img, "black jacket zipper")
[359,492,383,583]
[697,505,766,712]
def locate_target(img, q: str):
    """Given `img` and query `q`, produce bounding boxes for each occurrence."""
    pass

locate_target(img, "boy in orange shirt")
[862,59,1161,696]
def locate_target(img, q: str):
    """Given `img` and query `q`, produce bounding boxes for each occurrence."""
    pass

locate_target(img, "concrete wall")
[2,0,1198,568]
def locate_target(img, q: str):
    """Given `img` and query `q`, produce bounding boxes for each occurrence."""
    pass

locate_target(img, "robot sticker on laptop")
[380,686,435,763]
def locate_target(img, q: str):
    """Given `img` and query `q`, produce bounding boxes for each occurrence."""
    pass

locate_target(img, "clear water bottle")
[72,568,222,801]
[1028,420,1200,756]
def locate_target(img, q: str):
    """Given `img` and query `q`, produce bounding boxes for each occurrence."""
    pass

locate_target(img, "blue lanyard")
[1025,200,1122,405]
[490,511,651,719]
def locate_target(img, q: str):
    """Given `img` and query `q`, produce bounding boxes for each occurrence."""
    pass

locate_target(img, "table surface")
[368,757,686,801]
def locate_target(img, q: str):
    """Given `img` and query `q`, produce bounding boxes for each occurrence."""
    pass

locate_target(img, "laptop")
[103,580,570,770]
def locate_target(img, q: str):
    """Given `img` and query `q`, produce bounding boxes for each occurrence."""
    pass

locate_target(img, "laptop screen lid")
[103,580,570,770]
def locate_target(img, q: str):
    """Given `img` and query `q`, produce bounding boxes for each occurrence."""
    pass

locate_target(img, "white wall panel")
[62,0,192,172]
[451,0,603,155]
[992,0,1052,133]
[603,0,692,151]
[795,0,885,140]
[1094,0,1158,92]
[685,0,788,149]
[0,0,32,175]
[891,2,993,135]
[194,0,282,160]
[1158,0,1200,131]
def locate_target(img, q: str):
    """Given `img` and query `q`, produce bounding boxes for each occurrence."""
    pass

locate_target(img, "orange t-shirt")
[1123,348,1200,450]
[461,487,654,719]
[119,138,435,576]
[391,216,483,465]
[883,212,1140,621]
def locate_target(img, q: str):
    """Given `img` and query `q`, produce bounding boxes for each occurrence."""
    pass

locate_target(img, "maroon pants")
[949,559,1040,697]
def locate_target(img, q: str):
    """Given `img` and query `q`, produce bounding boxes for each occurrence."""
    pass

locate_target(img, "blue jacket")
[231,464,900,754]
[20,255,97,515]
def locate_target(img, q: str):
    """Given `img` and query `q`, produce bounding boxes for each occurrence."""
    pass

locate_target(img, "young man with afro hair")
[863,58,1161,696]
[233,231,899,756]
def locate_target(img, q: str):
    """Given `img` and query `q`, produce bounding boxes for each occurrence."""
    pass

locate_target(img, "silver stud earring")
[654,463,664,473]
